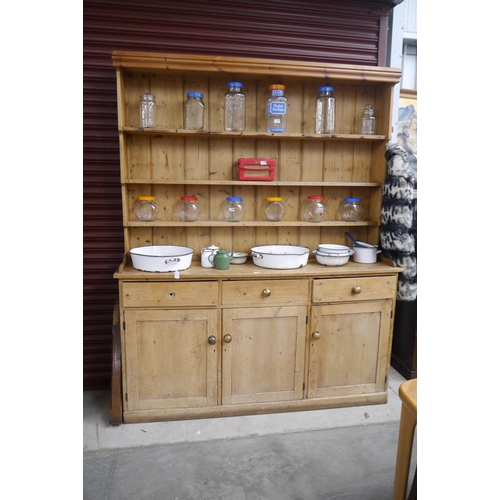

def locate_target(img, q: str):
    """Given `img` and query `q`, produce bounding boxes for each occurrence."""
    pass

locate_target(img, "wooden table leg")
[393,379,417,500]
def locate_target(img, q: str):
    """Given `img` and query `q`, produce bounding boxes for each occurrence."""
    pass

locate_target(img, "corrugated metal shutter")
[83,0,399,390]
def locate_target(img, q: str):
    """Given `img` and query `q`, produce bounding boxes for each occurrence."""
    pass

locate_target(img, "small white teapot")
[201,245,219,268]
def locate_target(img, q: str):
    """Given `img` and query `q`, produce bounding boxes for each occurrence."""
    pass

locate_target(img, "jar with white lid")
[222,196,244,222]
[340,197,364,222]
[361,104,376,135]
[302,195,328,222]
[134,196,158,221]
[184,92,205,130]
[139,92,156,128]
[262,196,285,221]
[176,196,201,221]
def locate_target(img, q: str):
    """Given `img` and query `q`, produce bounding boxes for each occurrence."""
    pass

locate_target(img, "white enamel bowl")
[313,249,353,266]
[231,252,248,264]
[317,244,351,255]
[250,245,310,269]
[130,245,194,272]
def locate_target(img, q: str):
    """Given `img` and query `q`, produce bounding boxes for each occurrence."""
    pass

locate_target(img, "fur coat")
[381,143,417,301]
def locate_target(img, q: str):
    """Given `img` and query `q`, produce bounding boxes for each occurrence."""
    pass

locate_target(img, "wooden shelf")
[115,258,401,281]
[125,220,379,227]
[124,179,383,187]
[121,127,388,141]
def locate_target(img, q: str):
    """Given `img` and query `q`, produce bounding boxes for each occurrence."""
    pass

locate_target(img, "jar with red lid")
[302,195,328,222]
[176,196,201,221]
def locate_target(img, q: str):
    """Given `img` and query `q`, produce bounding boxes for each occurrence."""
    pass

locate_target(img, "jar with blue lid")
[184,92,205,130]
[315,86,335,134]
[340,197,364,222]
[225,82,246,132]
[222,196,245,222]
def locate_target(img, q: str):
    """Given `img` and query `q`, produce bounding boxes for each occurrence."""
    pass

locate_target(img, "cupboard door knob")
[223,334,232,343]
[208,335,216,345]
[352,286,361,294]
[262,288,271,297]
[312,331,321,340]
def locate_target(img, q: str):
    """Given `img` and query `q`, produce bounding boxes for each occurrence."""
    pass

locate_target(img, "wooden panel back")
[119,68,392,254]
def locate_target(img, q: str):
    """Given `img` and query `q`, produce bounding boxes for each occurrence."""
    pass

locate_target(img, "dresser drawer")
[222,279,309,306]
[312,275,397,303]
[122,281,219,308]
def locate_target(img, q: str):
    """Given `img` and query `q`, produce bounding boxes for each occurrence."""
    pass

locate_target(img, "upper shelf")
[121,127,388,141]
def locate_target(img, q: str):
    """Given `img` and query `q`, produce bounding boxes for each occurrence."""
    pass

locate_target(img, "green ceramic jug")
[208,249,233,270]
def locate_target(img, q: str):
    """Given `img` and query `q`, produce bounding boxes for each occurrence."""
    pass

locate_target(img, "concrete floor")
[83,366,416,499]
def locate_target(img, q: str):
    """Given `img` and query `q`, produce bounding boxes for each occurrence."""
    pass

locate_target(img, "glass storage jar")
[184,92,205,130]
[222,196,244,222]
[134,196,158,221]
[176,196,201,221]
[139,92,156,128]
[262,196,285,221]
[302,195,328,222]
[340,197,364,222]
[315,86,335,134]
[361,104,376,135]
[225,82,246,132]
[267,84,287,132]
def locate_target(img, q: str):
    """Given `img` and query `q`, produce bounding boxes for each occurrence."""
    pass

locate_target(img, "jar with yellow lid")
[262,196,285,221]
[134,196,158,221]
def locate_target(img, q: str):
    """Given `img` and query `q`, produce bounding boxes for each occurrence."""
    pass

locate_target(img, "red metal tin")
[237,158,276,181]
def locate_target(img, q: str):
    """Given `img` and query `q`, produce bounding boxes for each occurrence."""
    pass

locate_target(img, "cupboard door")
[307,301,392,399]
[222,306,307,405]
[123,309,218,411]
